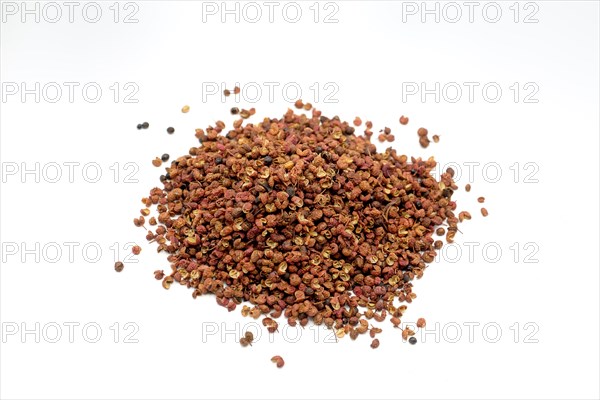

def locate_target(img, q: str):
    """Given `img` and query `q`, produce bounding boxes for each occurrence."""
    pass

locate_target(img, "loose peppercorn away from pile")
[136,105,460,338]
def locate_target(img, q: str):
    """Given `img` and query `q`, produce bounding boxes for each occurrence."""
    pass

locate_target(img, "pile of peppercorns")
[128,104,468,347]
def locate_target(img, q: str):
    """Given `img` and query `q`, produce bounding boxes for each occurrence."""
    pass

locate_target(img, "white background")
[1,1,599,399]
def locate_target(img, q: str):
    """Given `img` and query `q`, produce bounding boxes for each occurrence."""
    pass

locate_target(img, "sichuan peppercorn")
[134,105,462,344]
[114,261,124,272]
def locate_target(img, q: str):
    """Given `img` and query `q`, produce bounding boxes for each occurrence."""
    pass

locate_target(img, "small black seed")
[215,157,223,165]
[137,124,143,130]
[409,337,417,345]
[230,107,239,115]
[167,127,175,134]
[264,156,273,165]
[161,154,170,162]
[142,122,149,129]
